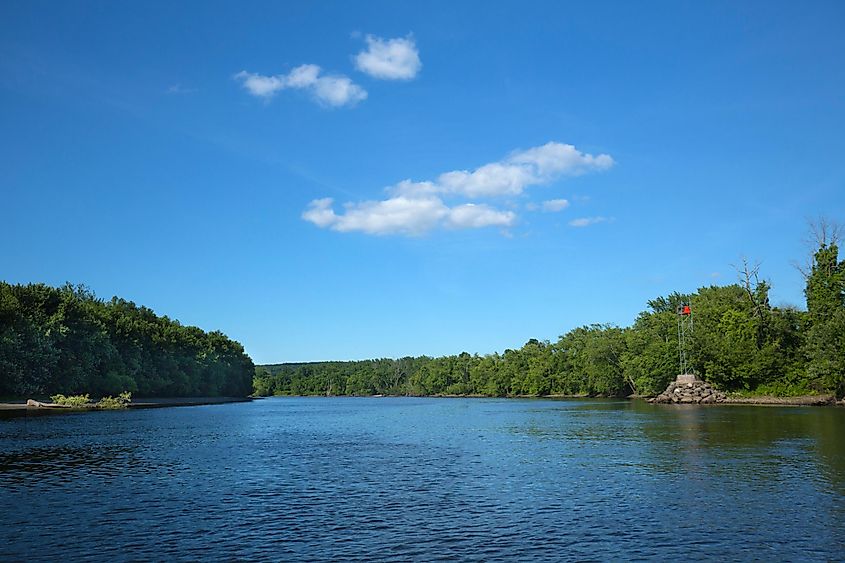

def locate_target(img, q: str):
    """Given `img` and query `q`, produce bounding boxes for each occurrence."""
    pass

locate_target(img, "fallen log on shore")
[26,399,72,408]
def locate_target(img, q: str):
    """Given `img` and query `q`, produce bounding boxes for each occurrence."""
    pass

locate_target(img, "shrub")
[50,394,92,408]
[95,391,132,409]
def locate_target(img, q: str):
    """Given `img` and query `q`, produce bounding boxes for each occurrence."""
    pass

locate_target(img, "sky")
[2,1,844,364]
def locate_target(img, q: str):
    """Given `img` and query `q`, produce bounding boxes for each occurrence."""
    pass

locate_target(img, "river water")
[1,397,843,561]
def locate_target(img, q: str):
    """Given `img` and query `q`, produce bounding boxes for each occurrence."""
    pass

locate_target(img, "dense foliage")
[256,236,845,399]
[0,283,254,397]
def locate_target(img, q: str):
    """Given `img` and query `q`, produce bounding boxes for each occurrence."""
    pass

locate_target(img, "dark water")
[1,398,844,561]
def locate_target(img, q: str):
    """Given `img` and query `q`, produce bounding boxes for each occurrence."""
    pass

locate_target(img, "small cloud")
[355,34,421,80]
[302,196,514,236]
[166,84,197,94]
[301,198,338,228]
[709,272,721,279]
[569,216,609,228]
[446,204,515,229]
[437,162,534,198]
[235,71,286,97]
[311,73,367,107]
[541,198,570,212]
[304,141,613,237]
[395,142,613,200]
[234,65,367,108]
[303,195,446,236]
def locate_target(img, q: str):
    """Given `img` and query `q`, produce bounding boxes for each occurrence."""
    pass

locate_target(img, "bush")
[95,391,132,409]
[753,380,816,397]
[50,394,92,408]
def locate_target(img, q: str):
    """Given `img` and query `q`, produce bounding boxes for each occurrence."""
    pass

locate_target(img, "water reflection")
[635,403,845,490]
[508,400,845,495]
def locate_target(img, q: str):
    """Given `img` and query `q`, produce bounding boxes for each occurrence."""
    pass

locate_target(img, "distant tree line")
[256,224,845,399]
[0,283,254,397]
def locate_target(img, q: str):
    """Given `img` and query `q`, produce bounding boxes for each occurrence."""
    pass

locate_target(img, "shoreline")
[258,393,844,406]
[4,393,842,416]
[722,394,839,406]
[0,396,255,417]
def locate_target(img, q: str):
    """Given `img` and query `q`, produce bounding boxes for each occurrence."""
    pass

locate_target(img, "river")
[1,397,843,561]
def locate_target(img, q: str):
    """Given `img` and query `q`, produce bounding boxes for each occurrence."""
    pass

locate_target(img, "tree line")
[255,225,845,398]
[0,282,254,398]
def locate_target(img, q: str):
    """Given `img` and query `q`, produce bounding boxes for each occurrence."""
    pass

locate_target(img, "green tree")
[0,282,254,398]
[802,221,845,395]
[622,306,676,396]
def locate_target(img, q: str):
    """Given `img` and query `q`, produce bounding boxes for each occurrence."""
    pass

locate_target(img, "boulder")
[650,375,727,404]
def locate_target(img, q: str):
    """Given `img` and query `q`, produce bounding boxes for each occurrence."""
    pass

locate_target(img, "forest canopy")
[0,282,254,397]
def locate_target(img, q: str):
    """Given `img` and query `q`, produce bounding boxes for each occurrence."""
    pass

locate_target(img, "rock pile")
[649,374,727,404]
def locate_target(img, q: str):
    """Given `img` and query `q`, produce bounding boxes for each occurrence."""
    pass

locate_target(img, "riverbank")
[0,396,255,416]
[258,393,845,406]
[723,394,841,406]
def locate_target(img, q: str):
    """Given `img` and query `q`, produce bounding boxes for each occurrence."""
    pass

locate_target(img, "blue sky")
[2,1,844,364]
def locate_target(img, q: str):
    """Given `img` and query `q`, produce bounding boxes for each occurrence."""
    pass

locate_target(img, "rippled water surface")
[2,398,844,561]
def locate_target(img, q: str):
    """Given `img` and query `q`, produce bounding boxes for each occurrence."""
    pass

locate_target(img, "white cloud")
[235,71,286,97]
[311,74,368,107]
[285,64,320,88]
[301,198,338,228]
[509,143,614,176]
[355,34,421,80]
[304,142,613,236]
[235,65,367,108]
[303,196,444,236]
[302,197,514,236]
[438,163,535,198]
[569,216,609,228]
[446,204,515,229]
[541,198,570,212]
[391,142,613,199]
